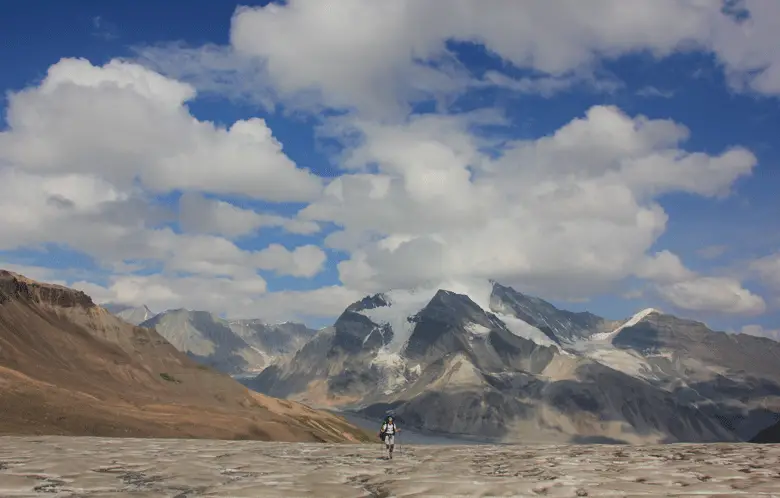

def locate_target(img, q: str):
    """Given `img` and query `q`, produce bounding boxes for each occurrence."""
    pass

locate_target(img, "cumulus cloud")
[0,58,322,201]
[300,106,755,300]
[635,251,696,284]
[655,276,766,316]
[751,253,780,289]
[138,0,780,117]
[252,244,327,278]
[1,2,775,325]
[740,324,780,342]
[0,59,327,287]
[72,273,359,323]
[178,192,320,238]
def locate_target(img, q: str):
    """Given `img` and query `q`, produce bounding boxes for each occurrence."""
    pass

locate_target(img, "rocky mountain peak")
[490,281,612,342]
[345,293,390,313]
[0,270,94,308]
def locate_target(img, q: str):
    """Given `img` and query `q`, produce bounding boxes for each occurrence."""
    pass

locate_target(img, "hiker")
[379,415,400,459]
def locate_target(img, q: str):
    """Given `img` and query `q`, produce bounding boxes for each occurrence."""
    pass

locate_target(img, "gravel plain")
[1,436,780,497]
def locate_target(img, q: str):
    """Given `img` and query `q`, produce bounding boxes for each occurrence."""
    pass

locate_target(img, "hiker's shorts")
[385,435,395,447]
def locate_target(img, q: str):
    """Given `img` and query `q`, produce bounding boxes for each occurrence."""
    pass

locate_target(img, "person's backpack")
[379,417,393,441]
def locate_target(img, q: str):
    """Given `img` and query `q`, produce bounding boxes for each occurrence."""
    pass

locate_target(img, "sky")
[1,0,779,337]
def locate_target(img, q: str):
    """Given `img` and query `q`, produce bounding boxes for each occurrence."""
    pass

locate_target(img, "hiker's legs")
[386,435,395,459]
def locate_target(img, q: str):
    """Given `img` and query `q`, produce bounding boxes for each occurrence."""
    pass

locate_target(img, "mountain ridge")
[249,281,780,444]
[0,269,370,443]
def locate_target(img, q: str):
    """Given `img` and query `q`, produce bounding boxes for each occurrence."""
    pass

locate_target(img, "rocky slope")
[139,310,268,375]
[249,282,780,444]
[132,311,316,376]
[0,270,370,443]
[227,319,317,363]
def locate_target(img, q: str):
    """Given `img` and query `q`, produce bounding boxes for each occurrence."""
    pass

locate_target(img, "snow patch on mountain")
[371,348,413,394]
[582,345,659,380]
[357,288,436,354]
[497,313,559,347]
[590,308,660,342]
[372,348,405,368]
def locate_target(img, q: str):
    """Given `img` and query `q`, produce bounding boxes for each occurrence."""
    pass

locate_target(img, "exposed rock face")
[140,310,267,375]
[490,282,618,343]
[0,271,93,308]
[249,282,779,444]
[0,270,370,443]
[108,309,318,376]
[608,313,780,440]
[228,320,317,359]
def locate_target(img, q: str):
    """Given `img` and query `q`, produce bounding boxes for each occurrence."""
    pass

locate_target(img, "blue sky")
[1,0,779,335]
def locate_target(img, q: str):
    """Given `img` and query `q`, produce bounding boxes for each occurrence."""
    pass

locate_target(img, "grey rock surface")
[140,309,267,375]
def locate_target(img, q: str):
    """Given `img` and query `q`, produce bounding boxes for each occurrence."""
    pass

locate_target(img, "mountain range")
[103,306,317,376]
[0,270,369,442]
[248,282,780,444]
[136,310,316,375]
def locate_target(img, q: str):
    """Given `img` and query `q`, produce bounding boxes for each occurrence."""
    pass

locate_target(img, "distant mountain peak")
[346,293,390,313]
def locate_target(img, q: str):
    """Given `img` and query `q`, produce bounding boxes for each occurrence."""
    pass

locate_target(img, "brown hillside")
[0,270,370,442]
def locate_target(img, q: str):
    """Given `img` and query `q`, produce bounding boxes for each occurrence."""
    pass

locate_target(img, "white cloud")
[474,70,624,97]
[252,244,327,278]
[71,273,358,323]
[751,253,780,289]
[0,58,322,201]
[0,58,327,289]
[655,276,766,316]
[635,250,696,284]
[300,105,755,299]
[178,192,320,238]
[634,250,764,317]
[138,0,780,117]
[740,324,780,342]
[2,3,776,325]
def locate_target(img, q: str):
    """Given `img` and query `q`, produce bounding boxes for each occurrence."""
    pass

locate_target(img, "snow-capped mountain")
[249,282,780,444]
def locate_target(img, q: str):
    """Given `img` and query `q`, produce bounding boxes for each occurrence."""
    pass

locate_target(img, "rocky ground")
[1,437,780,496]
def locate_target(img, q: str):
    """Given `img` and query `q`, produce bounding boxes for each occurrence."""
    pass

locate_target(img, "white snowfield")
[590,307,660,342]
[1,436,779,497]
[358,288,435,355]
[497,312,560,347]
